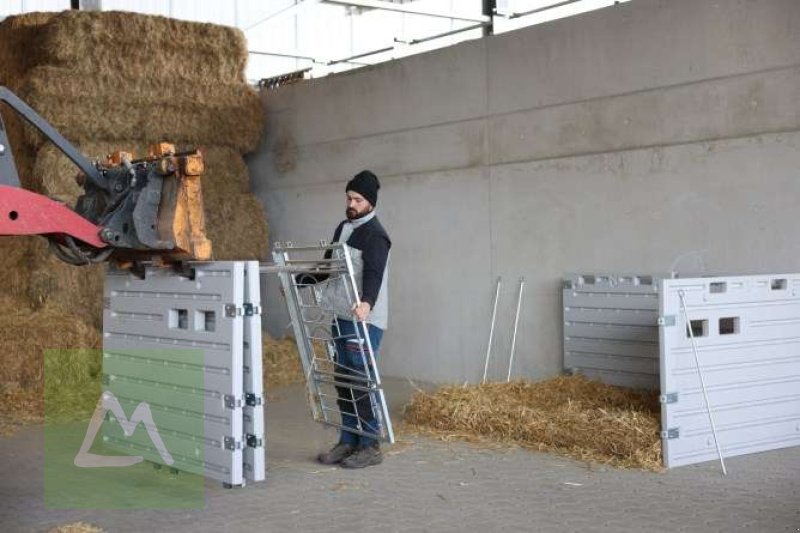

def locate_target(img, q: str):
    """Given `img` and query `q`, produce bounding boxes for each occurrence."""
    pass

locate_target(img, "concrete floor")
[1,377,798,532]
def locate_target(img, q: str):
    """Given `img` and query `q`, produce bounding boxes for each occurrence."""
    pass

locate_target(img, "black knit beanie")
[346,170,380,207]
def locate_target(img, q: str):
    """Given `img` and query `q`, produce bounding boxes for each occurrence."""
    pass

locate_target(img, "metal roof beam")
[326,45,395,66]
[322,0,490,24]
[248,49,369,66]
[394,22,485,46]
[494,0,583,19]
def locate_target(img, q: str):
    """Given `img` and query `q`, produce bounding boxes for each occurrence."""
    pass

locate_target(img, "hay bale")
[263,336,304,387]
[0,293,101,435]
[204,193,269,261]
[24,65,257,103]
[0,15,63,190]
[21,88,262,153]
[26,239,105,328]
[0,237,36,304]
[33,142,250,203]
[33,11,248,82]
[1,12,264,153]
[404,375,662,470]
[0,9,269,405]
[0,12,55,84]
[0,295,101,390]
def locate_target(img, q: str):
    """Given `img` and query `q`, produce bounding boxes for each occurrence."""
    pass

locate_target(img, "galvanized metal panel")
[103,263,245,486]
[243,261,265,482]
[273,242,395,443]
[660,273,800,468]
[573,368,659,390]
[564,273,664,389]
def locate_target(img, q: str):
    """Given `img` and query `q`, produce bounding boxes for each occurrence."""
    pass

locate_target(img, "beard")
[346,206,371,220]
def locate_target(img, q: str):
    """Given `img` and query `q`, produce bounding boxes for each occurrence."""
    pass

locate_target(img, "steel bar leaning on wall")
[482,276,502,384]
[506,277,525,382]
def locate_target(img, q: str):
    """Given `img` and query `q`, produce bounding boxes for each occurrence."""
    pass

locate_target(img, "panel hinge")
[225,303,261,317]
[223,436,242,450]
[246,433,263,448]
[661,427,680,439]
[243,303,261,316]
[659,392,678,404]
[245,393,263,407]
[658,315,676,327]
[562,280,574,290]
[224,394,241,409]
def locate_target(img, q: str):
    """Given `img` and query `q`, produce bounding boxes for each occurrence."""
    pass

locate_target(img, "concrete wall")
[248,0,800,384]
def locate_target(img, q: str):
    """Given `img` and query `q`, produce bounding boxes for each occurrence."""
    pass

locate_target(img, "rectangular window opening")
[195,310,216,332]
[709,282,726,294]
[169,308,188,329]
[686,319,708,338]
[719,316,740,335]
[771,278,787,290]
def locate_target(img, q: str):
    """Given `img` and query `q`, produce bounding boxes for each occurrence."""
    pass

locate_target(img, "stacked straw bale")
[403,375,663,471]
[0,11,281,433]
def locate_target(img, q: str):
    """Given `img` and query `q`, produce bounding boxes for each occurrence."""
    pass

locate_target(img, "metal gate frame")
[269,242,395,444]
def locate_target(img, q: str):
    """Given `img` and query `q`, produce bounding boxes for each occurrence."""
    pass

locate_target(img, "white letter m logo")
[74,390,175,468]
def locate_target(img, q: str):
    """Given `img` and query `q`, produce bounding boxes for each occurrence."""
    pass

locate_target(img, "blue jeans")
[332,318,384,448]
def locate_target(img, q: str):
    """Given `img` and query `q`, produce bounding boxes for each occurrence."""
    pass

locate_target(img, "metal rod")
[678,290,727,475]
[248,50,368,67]
[248,49,318,62]
[506,277,525,382]
[482,276,502,384]
[323,0,491,23]
[394,22,486,46]
[495,0,583,19]
[327,45,394,65]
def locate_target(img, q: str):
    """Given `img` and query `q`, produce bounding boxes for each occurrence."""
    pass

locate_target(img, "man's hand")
[352,301,372,322]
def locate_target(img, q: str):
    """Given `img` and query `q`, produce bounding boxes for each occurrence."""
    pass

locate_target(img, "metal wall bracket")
[660,392,679,404]
[223,436,242,450]
[661,427,680,439]
[658,315,676,327]
[224,394,241,409]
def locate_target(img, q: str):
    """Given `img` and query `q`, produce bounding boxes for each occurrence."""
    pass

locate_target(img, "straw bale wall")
[0,11,278,432]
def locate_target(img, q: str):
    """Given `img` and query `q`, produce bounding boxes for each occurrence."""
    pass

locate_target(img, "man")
[315,170,391,469]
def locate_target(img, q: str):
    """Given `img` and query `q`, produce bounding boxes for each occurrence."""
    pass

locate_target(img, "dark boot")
[317,443,356,465]
[340,444,383,469]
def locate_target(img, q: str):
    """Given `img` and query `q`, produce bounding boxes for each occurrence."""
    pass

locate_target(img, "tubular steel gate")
[267,242,394,444]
